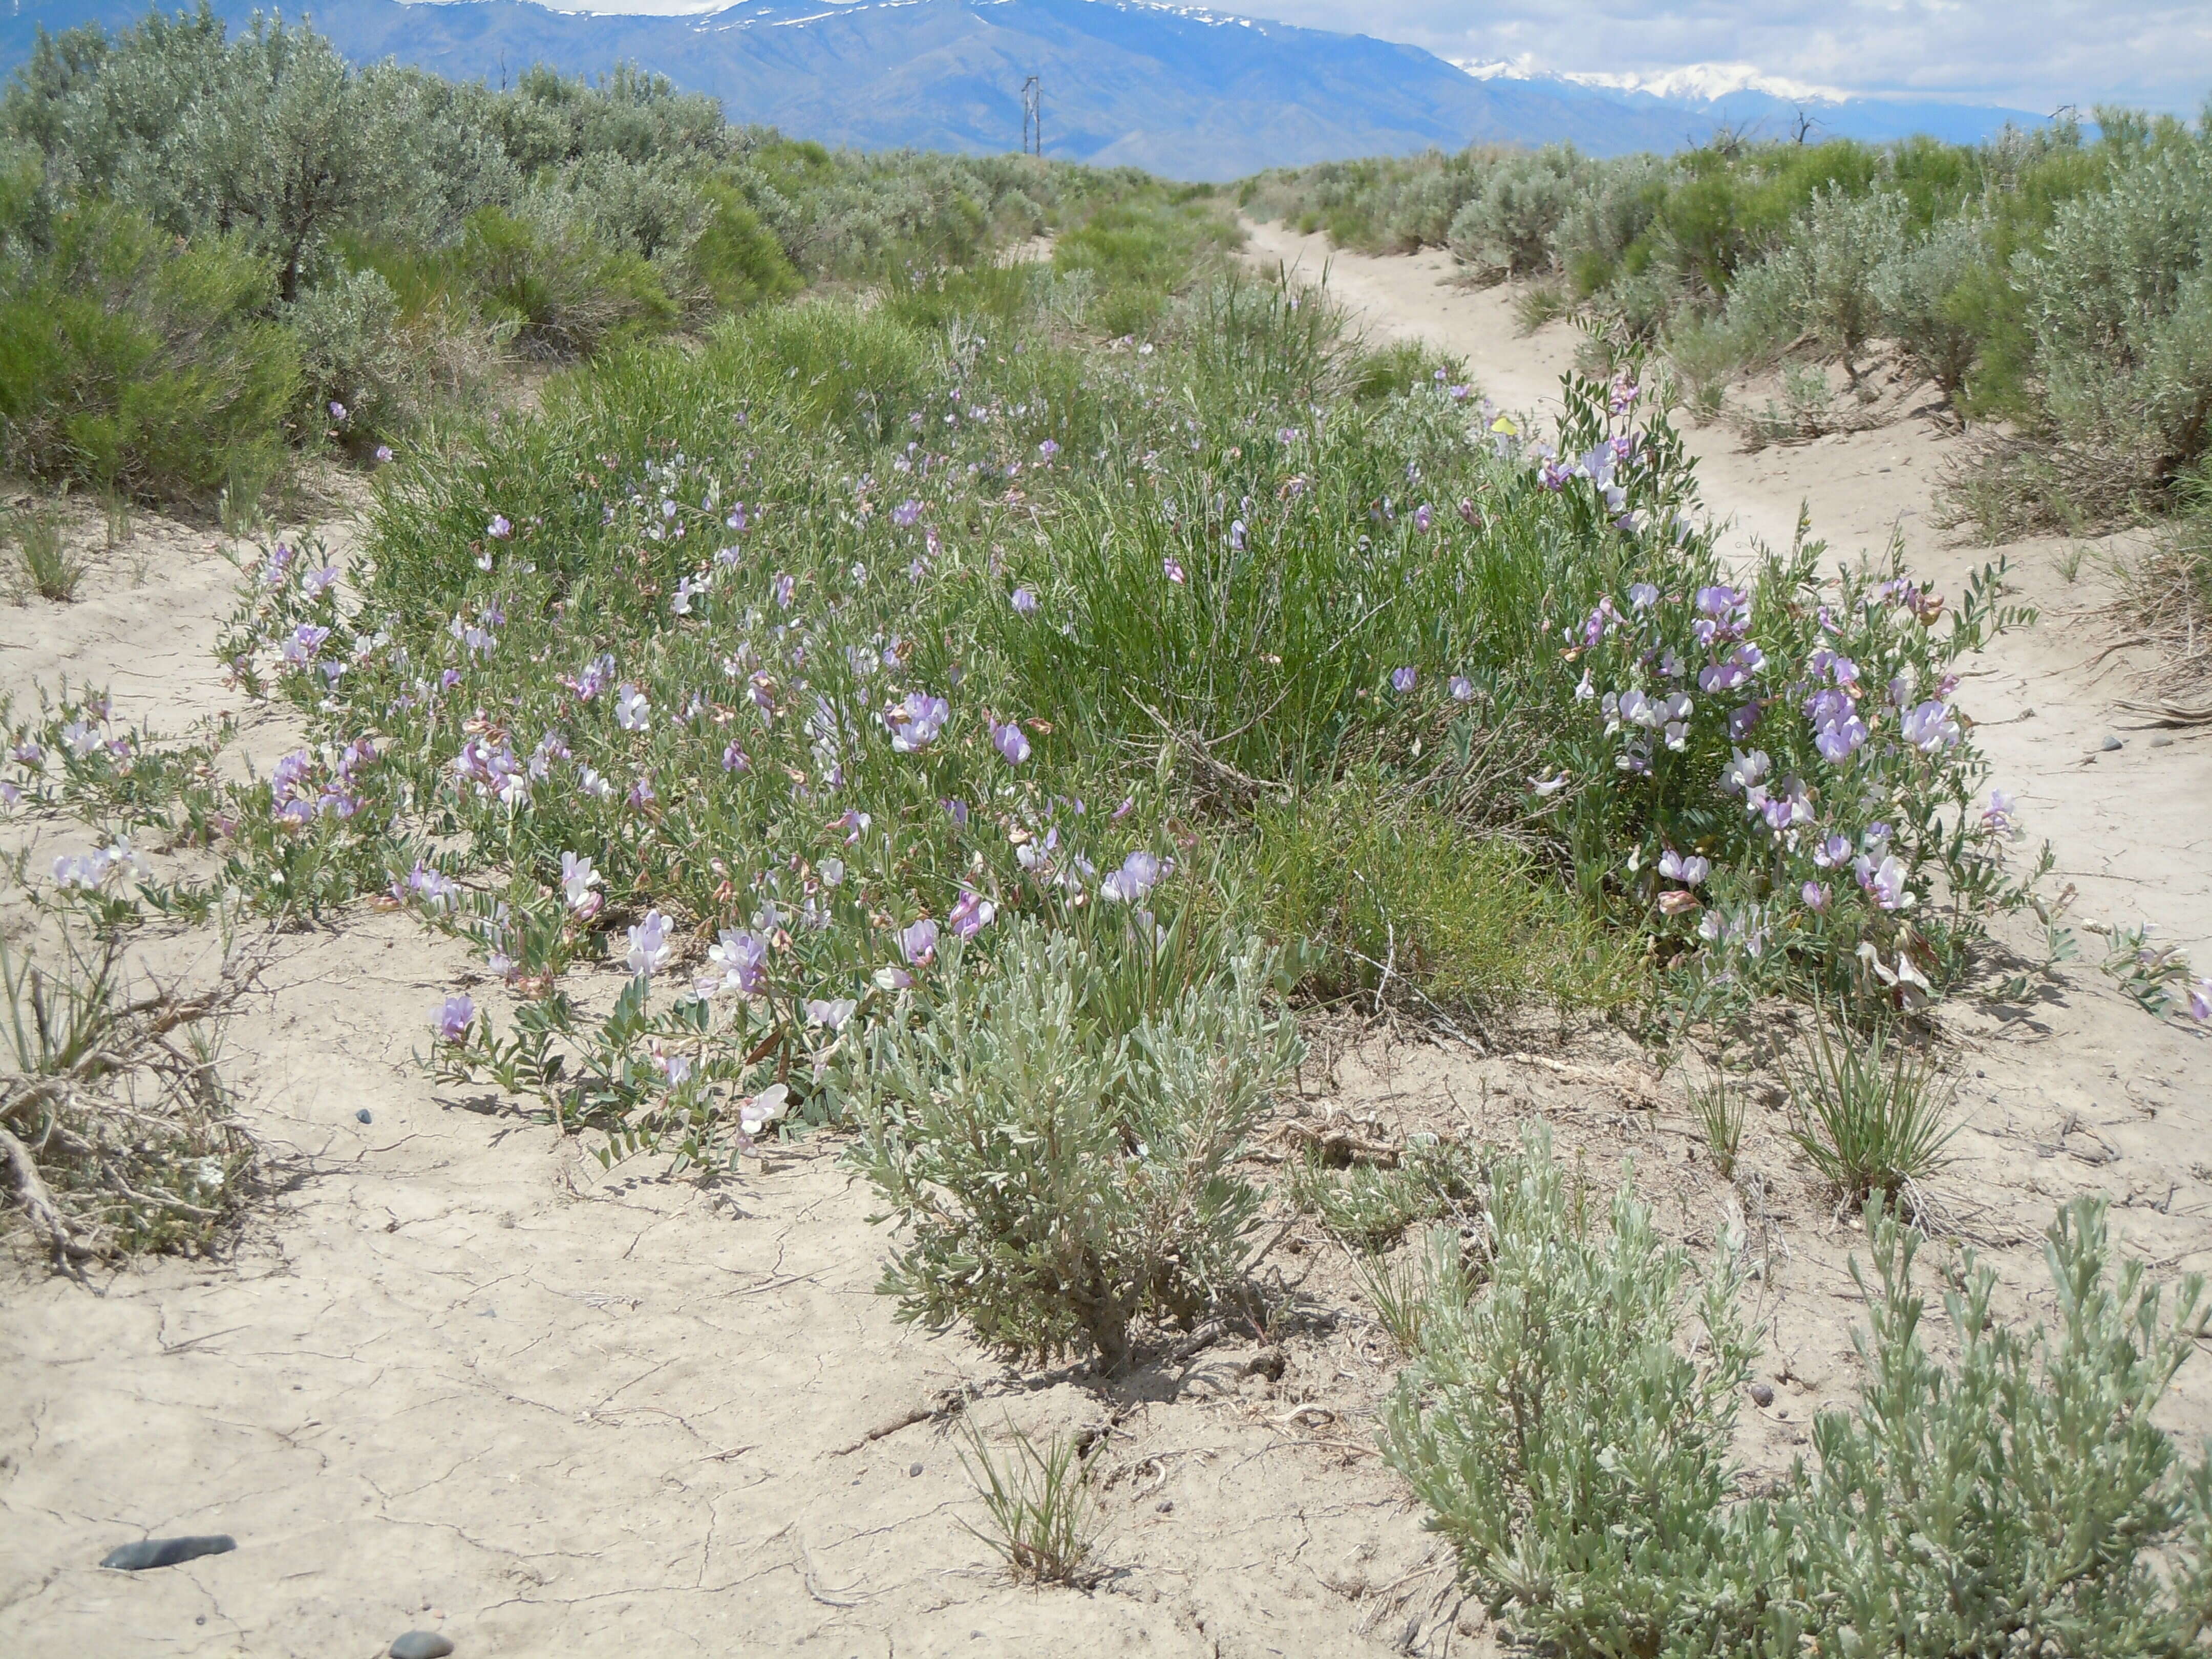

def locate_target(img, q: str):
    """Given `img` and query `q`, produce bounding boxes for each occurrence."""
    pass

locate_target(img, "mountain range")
[0,0,2049,179]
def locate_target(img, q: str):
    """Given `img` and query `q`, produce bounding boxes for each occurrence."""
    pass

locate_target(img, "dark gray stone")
[2101,734,2124,752]
[1749,1382,1776,1408]
[356,1109,373,1124]
[390,1633,455,1659]
[100,1536,236,1570]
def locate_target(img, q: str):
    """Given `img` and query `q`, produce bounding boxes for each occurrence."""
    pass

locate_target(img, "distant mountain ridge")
[1457,57,2049,150]
[0,0,2049,178]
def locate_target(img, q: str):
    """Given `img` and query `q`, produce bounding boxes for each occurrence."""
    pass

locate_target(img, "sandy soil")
[5,245,2211,1658]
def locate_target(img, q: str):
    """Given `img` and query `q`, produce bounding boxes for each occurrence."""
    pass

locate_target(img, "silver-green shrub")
[2020,142,2212,487]
[1384,1130,2212,1657]
[855,920,1298,1373]
[1725,184,1909,378]
[1873,211,1990,401]
[1446,146,1592,280]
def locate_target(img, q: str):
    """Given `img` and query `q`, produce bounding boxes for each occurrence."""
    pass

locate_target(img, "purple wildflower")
[436,994,475,1044]
[991,720,1032,765]
[900,918,939,966]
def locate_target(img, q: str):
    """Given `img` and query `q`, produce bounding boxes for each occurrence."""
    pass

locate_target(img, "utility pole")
[1021,75,1041,157]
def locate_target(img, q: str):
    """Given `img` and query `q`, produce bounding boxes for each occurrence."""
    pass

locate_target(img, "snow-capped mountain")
[2,0,2048,177]
[1454,56,2041,149]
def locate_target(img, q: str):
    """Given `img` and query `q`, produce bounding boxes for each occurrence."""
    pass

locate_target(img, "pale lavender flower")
[1413,504,1433,531]
[722,740,750,773]
[805,997,858,1031]
[709,928,769,996]
[1814,834,1853,868]
[626,910,673,976]
[486,514,512,540]
[1721,749,1770,795]
[943,797,970,828]
[773,572,796,608]
[1229,519,1247,551]
[948,889,996,940]
[1861,854,1911,911]
[559,852,600,910]
[900,918,939,966]
[1100,850,1168,904]
[2190,978,2212,1021]
[615,684,650,731]
[1983,790,2017,835]
[1899,700,1961,752]
[1163,557,1186,584]
[1391,667,1417,694]
[991,720,1031,765]
[1802,880,1831,912]
[1627,582,1659,611]
[1449,675,1475,701]
[888,692,950,752]
[375,444,394,464]
[436,994,475,1044]
[1658,848,1711,886]
[1038,439,1059,459]
[1010,587,1039,616]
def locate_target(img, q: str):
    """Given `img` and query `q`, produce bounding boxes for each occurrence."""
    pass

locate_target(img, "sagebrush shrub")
[1384,1132,2212,1658]
[855,920,1296,1372]
[1445,146,1590,279]
[1873,212,1989,401]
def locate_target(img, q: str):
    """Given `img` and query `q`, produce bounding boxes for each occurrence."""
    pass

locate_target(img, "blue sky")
[547,0,2212,112]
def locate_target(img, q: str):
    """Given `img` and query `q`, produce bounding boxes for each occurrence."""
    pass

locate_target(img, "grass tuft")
[1786,1017,1955,1206]
[958,1419,1105,1587]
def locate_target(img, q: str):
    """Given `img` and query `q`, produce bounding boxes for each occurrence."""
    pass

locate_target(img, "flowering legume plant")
[14,273,2133,1178]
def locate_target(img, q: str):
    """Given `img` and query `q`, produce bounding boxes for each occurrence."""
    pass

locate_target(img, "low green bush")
[0,202,297,499]
[452,203,678,357]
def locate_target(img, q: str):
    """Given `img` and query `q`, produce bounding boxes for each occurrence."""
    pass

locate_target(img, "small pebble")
[908,1462,923,1478]
[2101,734,2123,752]
[356,1109,373,1124]
[100,1536,236,1571]
[2152,735,2174,748]
[1749,1382,1776,1408]
[390,1633,455,1659]
[1156,1499,1174,1514]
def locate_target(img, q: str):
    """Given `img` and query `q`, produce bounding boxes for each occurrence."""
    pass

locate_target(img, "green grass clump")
[9,508,87,602]
[958,1420,1105,1587]
[1787,1018,1956,1206]
[1245,784,1647,1020]
[1293,1134,1488,1251]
